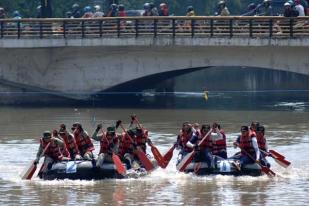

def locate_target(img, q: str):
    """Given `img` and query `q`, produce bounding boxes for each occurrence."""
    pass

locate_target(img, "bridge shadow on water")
[89,66,309,111]
[2,67,309,111]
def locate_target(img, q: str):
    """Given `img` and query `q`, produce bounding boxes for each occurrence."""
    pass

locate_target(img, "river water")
[0,105,308,206]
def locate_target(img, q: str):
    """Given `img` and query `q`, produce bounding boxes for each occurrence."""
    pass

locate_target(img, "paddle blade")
[136,149,154,171]
[163,145,176,163]
[176,151,195,172]
[32,161,44,179]
[261,165,276,177]
[21,160,37,180]
[112,153,127,176]
[150,145,165,168]
[274,157,291,168]
[269,150,285,159]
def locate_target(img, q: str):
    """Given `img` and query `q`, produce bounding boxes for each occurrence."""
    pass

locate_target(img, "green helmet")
[43,131,51,138]
[106,126,116,134]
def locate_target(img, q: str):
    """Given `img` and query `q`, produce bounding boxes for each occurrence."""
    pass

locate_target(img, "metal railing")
[0,16,309,39]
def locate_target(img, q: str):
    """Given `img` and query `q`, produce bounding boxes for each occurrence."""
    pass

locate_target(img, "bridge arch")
[0,38,308,100]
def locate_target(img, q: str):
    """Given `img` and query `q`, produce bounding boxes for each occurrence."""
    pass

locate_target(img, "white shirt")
[295,4,305,16]
[251,137,261,161]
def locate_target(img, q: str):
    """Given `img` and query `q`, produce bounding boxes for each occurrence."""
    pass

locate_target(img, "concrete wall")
[0,37,308,99]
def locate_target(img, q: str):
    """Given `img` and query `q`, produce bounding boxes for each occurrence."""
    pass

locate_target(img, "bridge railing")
[0,16,309,39]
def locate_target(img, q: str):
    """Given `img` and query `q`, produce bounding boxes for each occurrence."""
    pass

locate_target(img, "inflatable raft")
[180,155,263,176]
[40,160,149,180]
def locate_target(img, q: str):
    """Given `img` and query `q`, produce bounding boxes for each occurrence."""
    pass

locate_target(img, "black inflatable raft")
[41,160,148,180]
[181,155,263,176]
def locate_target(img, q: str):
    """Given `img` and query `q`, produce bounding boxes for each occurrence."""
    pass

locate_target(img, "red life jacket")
[63,133,80,157]
[256,133,266,151]
[40,138,63,161]
[239,132,256,157]
[74,131,95,156]
[135,130,148,153]
[118,133,133,156]
[180,130,193,152]
[99,133,114,154]
[118,11,127,17]
[197,131,212,151]
[212,131,227,155]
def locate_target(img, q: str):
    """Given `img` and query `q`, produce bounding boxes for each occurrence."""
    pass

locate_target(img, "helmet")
[59,124,66,133]
[144,3,150,10]
[13,10,20,17]
[250,121,260,131]
[43,131,51,139]
[284,2,291,7]
[106,126,116,135]
[256,126,265,133]
[94,5,101,11]
[72,3,80,9]
[0,7,4,12]
[218,1,226,6]
[118,4,125,11]
[83,6,92,13]
[241,126,249,132]
[201,124,211,132]
[36,5,41,11]
[52,129,58,136]
[248,3,256,11]
[135,127,143,135]
[71,122,81,130]
[187,6,194,12]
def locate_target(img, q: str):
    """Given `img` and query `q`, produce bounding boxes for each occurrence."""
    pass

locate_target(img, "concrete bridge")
[0,16,309,100]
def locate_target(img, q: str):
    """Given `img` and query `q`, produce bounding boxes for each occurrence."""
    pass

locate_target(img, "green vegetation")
[0,0,252,18]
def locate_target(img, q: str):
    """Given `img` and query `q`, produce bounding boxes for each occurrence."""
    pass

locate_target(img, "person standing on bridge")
[216,1,230,16]
[71,3,82,18]
[40,0,53,18]
[82,6,94,18]
[0,7,6,19]
[159,3,169,16]
[295,0,305,16]
[258,0,273,16]
[93,5,104,18]
[107,4,118,17]
[283,2,299,17]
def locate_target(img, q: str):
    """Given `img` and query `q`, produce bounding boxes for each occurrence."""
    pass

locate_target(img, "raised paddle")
[21,142,51,180]
[176,129,213,172]
[130,115,166,168]
[260,149,291,168]
[100,127,126,176]
[240,148,276,177]
[117,120,154,171]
